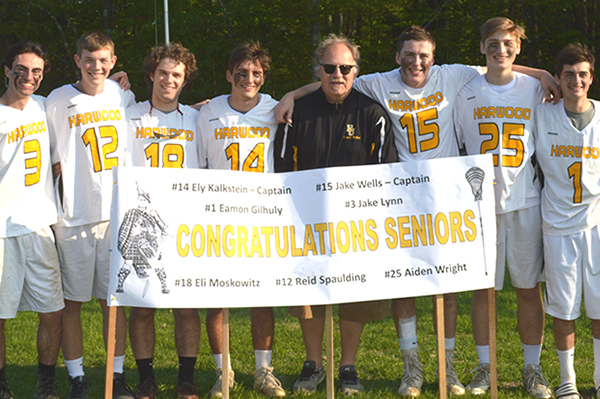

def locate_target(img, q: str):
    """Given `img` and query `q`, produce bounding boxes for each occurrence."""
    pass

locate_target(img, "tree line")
[1,0,598,103]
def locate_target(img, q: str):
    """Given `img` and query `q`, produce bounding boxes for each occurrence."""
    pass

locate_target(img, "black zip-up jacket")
[274,87,398,172]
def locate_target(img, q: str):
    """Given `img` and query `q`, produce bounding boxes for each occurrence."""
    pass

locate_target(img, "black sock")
[38,363,56,377]
[178,356,196,383]
[136,358,155,383]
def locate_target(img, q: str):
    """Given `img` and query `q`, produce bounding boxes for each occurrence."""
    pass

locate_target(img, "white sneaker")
[466,363,490,395]
[398,348,423,397]
[437,349,465,396]
[209,368,235,398]
[521,364,551,398]
[254,367,286,397]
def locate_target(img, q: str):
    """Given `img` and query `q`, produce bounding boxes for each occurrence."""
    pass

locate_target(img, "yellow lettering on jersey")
[213,126,270,140]
[69,109,122,128]
[7,121,47,144]
[388,92,444,113]
[550,145,598,159]
[473,106,531,120]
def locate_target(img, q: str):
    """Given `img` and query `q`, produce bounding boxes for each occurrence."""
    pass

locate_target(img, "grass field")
[3,279,597,398]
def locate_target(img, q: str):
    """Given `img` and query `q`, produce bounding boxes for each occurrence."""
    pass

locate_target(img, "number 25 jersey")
[197,94,278,172]
[46,80,136,227]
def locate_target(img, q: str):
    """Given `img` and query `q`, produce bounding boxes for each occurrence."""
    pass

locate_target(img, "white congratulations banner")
[108,154,496,308]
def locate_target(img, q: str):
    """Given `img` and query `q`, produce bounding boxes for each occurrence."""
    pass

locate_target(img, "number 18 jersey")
[197,94,278,172]
[533,99,600,236]
[46,80,135,227]
[126,101,199,168]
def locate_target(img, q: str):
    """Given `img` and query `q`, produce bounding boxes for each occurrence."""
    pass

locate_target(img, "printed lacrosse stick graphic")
[465,167,488,275]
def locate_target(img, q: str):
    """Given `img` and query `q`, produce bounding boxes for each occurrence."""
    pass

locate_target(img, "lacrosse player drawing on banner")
[116,185,170,296]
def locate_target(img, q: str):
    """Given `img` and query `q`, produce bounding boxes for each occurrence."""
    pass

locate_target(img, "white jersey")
[197,94,278,172]
[533,99,600,236]
[0,95,57,238]
[46,80,135,227]
[354,64,481,161]
[126,101,199,168]
[454,73,544,214]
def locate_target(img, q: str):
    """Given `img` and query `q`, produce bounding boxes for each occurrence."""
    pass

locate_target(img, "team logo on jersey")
[343,124,359,140]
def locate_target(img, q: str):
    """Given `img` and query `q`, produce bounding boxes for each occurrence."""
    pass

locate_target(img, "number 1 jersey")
[46,80,135,227]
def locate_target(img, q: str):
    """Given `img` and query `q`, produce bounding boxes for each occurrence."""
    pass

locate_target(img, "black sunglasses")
[319,64,356,75]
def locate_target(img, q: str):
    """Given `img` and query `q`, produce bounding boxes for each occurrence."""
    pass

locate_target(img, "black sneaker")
[68,375,90,399]
[292,360,325,394]
[339,365,364,396]
[0,379,13,399]
[34,374,58,399]
[113,372,134,399]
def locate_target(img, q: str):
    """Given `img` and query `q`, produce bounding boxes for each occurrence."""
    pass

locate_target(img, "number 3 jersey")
[46,80,135,227]
[196,94,278,172]
[454,73,544,214]
[533,99,600,236]
[0,95,57,237]
[353,64,481,161]
[126,101,200,168]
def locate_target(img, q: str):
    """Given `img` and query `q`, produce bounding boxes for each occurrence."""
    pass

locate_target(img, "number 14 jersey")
[197,94,278,172]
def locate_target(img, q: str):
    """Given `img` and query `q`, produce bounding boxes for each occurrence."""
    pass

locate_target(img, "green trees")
[1,0,598,101]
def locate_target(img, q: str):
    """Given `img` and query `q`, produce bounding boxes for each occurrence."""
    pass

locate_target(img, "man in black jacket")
[275,34,398,396]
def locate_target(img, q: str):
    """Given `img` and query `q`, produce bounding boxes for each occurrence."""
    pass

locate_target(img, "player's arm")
[274,82,321,124]
[109,71,131,91]
[190,99,211,111]
[512,65,560,103]
[52,163,61,179]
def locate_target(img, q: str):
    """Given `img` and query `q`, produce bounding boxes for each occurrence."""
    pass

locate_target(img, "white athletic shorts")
[0,227,64,319]
[53,221,111,302]
[543,224,600,320]
[495,205,544,290]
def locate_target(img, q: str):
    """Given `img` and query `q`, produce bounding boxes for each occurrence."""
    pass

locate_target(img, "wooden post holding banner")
[222,308,231,399]
[325,304,335,399]
[488,288,498,399]
[105,305,117,399]
[435,295,447,399]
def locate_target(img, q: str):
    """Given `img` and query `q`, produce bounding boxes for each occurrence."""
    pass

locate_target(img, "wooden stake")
[435,295,447,399]
[488,288,498,399]
[325,304,335,399]
[222,308,230,399]
[105,305,117,399]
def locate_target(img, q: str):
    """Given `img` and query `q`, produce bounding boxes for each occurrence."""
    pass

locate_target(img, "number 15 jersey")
[197,94,278,172]
[46,80,135,227]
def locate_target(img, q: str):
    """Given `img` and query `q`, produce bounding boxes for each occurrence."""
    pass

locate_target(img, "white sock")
[445,337,456,351]
[113,355,125,374]
[522,343,542,367]
[65,357,85,378]
[593,337,600,390]
[213,353,232,370]
[255,350,272,370]
[476,345,490,364]
[557,347,576,385]
[398,316,418,351]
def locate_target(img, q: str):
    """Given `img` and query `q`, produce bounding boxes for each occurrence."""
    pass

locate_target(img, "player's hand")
[109,71,131,91]
[52,163,61,179]
[540,70,560,104]
[191,99,210,111]
[274,93,295,124]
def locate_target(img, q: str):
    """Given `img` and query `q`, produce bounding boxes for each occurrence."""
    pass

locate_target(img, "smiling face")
[396,40,434,88]
[557,61,593,109]
[317,43,357,103]
[74,48,116,95]
[227,59,265,107]
[150,57,186,111]
[481,30,520,73]
[4,52,45,100]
